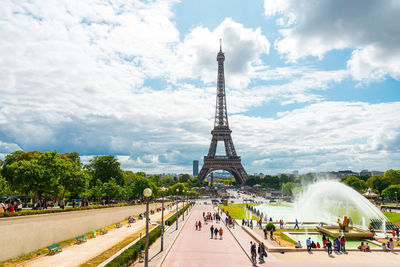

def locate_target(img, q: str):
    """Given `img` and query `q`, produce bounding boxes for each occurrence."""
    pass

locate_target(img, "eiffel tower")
[198,42,248,185]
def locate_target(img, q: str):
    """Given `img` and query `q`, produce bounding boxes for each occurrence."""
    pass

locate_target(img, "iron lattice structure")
[198,44,249,185]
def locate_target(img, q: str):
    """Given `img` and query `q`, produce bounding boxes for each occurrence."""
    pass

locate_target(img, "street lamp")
[143,188,152,267]
[186,191,189,215]
[160,187,167,252]
[182,190,186,221]
[176,188,179,230]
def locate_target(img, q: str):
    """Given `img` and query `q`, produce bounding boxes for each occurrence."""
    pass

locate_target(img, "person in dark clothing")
[210,225,214,238]
[326,239,332,255]
[214,227,219,239]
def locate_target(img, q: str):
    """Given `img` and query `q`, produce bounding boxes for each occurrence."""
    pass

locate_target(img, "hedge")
[106,225,162,267]
[0,202,154,218]
[165,204,191,226]
[106,203,193,267]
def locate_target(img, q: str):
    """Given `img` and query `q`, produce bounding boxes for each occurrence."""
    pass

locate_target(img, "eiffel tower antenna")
[198,43,248,185]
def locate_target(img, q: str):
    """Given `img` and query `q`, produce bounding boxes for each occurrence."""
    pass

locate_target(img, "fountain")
[295,180,388,229]
[255,180,388,229]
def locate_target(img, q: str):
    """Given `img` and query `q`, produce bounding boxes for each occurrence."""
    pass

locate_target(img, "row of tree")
[0,150,199,202]
[343,170,400,200]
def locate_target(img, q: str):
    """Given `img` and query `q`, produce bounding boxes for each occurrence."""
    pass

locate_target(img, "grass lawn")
[218,204,258,220]
[384,212,400,225]
[277,232,297,246]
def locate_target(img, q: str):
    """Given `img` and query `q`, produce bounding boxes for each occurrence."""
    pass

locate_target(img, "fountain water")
[256,180,388,229]
[295,181,388,229]
[383,220,387,236]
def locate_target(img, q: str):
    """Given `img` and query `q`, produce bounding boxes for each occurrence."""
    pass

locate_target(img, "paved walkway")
[135,203,194,267]
[22,204,182,267]
[160,204,251,267]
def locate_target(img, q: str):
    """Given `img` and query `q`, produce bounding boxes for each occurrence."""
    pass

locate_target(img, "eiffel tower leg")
[198,166,209,184]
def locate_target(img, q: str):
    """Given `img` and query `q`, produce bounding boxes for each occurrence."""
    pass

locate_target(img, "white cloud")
[0,0,398,175]
[171,18,270,89]
[264,0,400,81]
[230,101,400,173]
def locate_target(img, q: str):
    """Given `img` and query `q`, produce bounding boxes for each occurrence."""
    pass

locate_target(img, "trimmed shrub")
[106,203,193,266]
[266,223,276,231]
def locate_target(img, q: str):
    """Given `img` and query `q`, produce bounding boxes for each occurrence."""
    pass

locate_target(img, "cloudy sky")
[0,0,399,174]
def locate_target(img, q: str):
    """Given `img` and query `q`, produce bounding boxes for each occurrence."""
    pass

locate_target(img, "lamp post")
[182,190,185,221]
[176,188,179,230]
[186,191,189,215]
[160,187,167,252]
[143,188,152,267]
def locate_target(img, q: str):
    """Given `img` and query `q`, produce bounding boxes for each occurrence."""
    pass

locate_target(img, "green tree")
[160,176,175,186]
[64,152,82,166]
[136,172,146,177]
[1,150,30,187]
[179,174,191,183]
[168,183,188,196]
[366,175,390,194]
[0,174,12,196]
[262,175,280,190]
[381,185,400,200]
[91,179,104,201]
[245,176,261,187]
[127,175,158,199]
[122,171,136,185]
[59,163,89,199]
[102,177,122,200]
[281,182,296,196]
[343,176,367,193]
[10,151,61,201]
[384,169,400,185]
[86,156,124,185]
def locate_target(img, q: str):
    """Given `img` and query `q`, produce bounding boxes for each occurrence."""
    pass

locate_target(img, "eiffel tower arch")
[198,42,248,185]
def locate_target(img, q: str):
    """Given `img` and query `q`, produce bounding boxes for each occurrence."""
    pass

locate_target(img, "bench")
[115,222,122,228]
[76,235,87,244]
[100,229,108,235]
[47,243,63,255]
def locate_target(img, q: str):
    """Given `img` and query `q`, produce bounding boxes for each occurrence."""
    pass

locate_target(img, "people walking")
[219,228,223,240]
[258,243,264,263]
[322,233,327,248]
[195,221,198,230]
[306,237,311,252]
[250,241,257,266]
[326,239,332,255]
[210,225,214,238]
[214,227,219,239]
[340,236,346,252]
[294,218,299,229]
[198,220,202,230]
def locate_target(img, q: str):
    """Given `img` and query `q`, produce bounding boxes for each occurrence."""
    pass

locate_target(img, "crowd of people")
[0,199,22,213]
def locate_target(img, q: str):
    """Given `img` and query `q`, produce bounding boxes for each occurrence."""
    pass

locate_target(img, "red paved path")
[161,204,252,267]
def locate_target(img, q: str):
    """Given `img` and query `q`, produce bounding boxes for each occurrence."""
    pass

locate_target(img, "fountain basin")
[317,225,375,240]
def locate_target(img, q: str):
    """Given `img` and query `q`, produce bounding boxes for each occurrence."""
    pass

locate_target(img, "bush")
[106,203,192,266]
[266,223,276,231]
[165,204,190,225]
[107,226,162,267]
